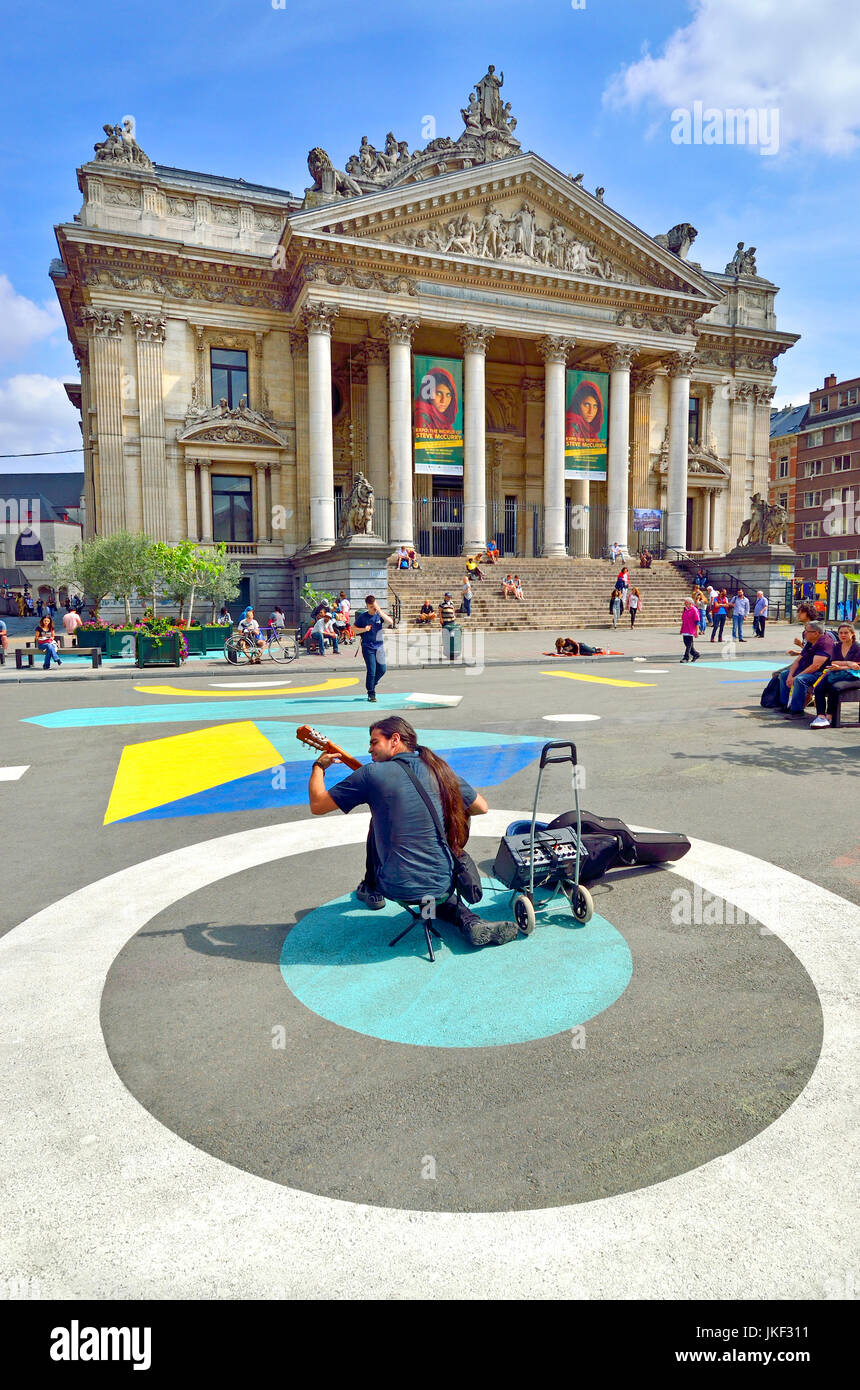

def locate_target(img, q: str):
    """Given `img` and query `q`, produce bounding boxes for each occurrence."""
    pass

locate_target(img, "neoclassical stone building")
[51,75,798,605]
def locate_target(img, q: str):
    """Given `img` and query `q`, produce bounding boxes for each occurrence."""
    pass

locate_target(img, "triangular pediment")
[286,154,723,304]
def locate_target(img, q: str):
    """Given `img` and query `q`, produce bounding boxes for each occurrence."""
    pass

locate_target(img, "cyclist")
[238,608,265,663]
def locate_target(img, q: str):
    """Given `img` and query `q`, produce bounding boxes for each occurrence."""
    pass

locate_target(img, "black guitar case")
[546,810,690,867]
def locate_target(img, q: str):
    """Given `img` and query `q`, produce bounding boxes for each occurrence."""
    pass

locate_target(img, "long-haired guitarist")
[308,716,524,946]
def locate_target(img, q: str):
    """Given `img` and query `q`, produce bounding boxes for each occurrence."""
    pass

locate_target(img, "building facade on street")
[0,473,84,601]
[50,75,799,609]
[791,374,860,583]
[768,403,808,553]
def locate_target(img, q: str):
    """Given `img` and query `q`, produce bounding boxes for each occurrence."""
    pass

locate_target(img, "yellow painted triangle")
[133,677,358,698]
[540,670,656,688]
[104,721,283,825]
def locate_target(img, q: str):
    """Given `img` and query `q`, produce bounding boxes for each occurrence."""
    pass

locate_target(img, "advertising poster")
[413,355,464,475]
[565,369,609,481]
[633,508,663,532]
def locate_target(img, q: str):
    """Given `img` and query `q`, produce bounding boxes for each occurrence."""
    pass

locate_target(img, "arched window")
[15,530,43,562]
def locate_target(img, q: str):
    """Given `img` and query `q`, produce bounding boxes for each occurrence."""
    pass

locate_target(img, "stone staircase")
[388,557,693,630]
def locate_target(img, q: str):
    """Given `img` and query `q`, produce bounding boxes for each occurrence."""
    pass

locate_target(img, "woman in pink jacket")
[679,598,702,663]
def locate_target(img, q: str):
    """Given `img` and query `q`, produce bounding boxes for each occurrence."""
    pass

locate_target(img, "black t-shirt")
[420,603,434,615]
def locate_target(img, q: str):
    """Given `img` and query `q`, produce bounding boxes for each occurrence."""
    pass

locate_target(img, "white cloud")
[0,275,64,360]
[605,0,860,156]
[0,374,82,464]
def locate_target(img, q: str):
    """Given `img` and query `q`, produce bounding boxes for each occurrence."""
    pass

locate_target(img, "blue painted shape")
[280,881,633,1048]
[253,722,541,762]
[119,741,543,822]
[720,679,769,684]
[693,660,781,672]
[24,692,460,730]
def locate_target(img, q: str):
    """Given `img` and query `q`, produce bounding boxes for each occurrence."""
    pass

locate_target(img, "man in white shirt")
[753,591,769,637]
[311,609,339,655]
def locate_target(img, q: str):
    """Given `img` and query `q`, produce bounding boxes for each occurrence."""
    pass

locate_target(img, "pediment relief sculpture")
[653,426,727,478]
[378,200,623,280]
[179,397,286,446]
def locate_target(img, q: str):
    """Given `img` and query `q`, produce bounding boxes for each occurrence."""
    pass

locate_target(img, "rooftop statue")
[92,116,152,169]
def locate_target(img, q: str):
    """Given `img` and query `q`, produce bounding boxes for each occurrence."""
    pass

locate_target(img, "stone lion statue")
[654,223,698,260]
[736,492,787,548]
[764,501,788,545]
[307,148,362,199]
[339,471,375,538]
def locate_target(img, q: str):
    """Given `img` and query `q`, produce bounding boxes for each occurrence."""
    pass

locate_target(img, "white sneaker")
[809,716,831,728]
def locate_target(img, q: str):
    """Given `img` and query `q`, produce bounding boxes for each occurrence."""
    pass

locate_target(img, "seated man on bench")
[308,716,525,947]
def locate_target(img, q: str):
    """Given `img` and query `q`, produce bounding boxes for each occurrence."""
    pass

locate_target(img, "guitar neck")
[297,725,362,770]
[323,740,362,771]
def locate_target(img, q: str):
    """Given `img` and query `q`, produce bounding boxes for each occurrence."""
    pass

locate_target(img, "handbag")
[760,671,783,708]
[395,760,483,903]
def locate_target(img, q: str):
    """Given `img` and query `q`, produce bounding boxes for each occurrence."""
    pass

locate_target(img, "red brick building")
[768,403,807,551]
[793,374,860,582]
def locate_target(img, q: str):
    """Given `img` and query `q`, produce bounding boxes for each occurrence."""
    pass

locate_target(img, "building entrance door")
[686,497,694,551]
[430,483,463,556]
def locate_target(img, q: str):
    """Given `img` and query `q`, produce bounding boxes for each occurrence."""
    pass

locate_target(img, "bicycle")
[224,628,299,664]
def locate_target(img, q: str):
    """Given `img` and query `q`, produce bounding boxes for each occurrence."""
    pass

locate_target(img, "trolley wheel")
[512,893,536,936]
[570,884,594,924]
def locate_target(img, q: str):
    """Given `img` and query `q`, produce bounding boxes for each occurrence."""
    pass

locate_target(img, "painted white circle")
[638,668,669,674]
[208,680,293,688]
[542,713,602,722]
[632,657,647,662]
[1,813,855,1300]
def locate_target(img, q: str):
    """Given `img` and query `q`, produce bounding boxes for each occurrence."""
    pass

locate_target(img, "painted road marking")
[0,814,854,1298]
[693,660,781,672]
[0,766,29,781]
[208,680,294,689]
[542,671,656,688]
[24,691,464,730]
[280,883,632,1048]
[104,723,283,826]
[135,677,358,698]
[543,713,601,722]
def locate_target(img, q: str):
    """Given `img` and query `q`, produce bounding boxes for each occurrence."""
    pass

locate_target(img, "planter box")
[79,628,108,652]
[135,631,182,667]
[183,627,206,656]
[203,625,224,650]
[106,629,137,659]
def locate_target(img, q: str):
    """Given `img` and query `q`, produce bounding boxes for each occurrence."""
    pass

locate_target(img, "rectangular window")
[688,396,701,445]
[833,550,850,562]
[211,474,253,543]
[210,348,249,409]
[834,454,852,471]
[802,521,821,539]
[838,389,857,407]
[803,491,822,508]
[806,429,824,447]
[778,492,788,509]
[802,553,817,568]
[833,424,853,442]
[828,514,849,536]
[803,459,823,477]
[817,397,829,413]
[778,456,789,478]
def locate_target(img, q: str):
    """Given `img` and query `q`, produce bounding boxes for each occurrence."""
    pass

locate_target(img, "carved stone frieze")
[82,266,287,311]
[166,196,194,219]
[616,309,695,335]
[302,262,418,297]
[103,184,142,208]
[178,399,288,447]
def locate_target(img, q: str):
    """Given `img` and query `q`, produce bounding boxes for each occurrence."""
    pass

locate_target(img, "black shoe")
[691,653,700,662]
[356,881,385,910]
[367,692,377,702]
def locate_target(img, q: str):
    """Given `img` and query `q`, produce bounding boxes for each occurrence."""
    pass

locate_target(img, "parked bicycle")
[224,625,299,664]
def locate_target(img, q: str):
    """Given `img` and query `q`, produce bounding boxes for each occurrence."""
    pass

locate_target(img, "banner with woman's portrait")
[565,370,609,481]
[413,356,464,475]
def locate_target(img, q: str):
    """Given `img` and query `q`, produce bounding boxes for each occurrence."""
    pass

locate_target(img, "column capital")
[631,369,657,395]
[754,383,776,405]
[253,459,268,475]
[537,334,574,365]
[382,313,419,346]
[458,323,495,356]
[521,376,545,402]
[363,338,388,365]
[301,302,339,336]
[734,380,755,402]
[131,312,166,343]
[288,328,308,358]
[605,343,637,372]
[197,458,211,472]
[665,351,696,380]
[84,307,124,339]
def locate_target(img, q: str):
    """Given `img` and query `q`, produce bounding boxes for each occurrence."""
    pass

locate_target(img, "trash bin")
[442,622,461,661]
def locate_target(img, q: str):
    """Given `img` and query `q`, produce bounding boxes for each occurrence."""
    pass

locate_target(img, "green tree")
[156,539,213,624]
[198,543,242,621]
[51,531,153,622]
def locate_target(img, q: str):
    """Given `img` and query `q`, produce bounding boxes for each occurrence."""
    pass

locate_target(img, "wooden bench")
[833,682,860,728]
[16,642,102,669]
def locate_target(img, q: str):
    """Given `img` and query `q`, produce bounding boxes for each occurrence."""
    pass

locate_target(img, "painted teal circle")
[280,880,633,1048]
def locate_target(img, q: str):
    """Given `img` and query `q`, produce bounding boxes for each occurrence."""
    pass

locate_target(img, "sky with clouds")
[2,0,858,473]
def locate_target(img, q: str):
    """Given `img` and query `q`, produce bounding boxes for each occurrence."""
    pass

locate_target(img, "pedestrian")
[352,594,394,702]
[62,606,83,641]
[217,606,232,625]
[778,621,835,718]
[615,565,630,593]
[692,587,708,635]
[0,617,7,664]
[36,599,44,619]
[809,623,860,728]
[710,589,729,643]
[610,588,623,629]
[311,608,339,656]
[679,599,701,663]
[513,574,524,600]
[609,541,622,563]
[35,615,62,669]
[439,592,457,626]
[753,591,768,637]
[461,577,472,618]
[731,589,750,642]
[628,587,642,627]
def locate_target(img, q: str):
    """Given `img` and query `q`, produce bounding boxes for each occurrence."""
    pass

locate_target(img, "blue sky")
[2,0,859,472]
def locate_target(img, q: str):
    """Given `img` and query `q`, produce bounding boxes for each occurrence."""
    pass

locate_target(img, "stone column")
[630,369,656,513]
[606,344,636,550]
[184,460,199,541]
[459,323,494,553]
[302,302,339,550]
[254,462,269,543]
[289,331,310,549]
[753,384,775,499]
[538,335,573,557]
[701,489,712,552]
[666,353,693,556]
[728,382,753,548]
[709,490,718,553]
[131,313,170,540]
[198,461,213,543]
[84,309,125,534]
[189,322,207,413]
[269,461,284,547]
[364,339,389,504]
[383,314,419,547]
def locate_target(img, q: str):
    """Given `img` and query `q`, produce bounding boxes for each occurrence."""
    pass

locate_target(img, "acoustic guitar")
[296,724,362,770]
